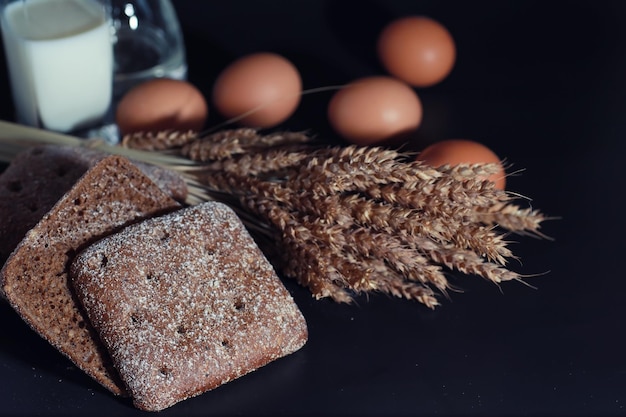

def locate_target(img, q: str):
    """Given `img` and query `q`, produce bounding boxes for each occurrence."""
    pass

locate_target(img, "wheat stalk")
[0,121,548,308]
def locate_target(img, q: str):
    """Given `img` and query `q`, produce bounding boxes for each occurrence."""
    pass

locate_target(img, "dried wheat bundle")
[0,121,547,307]
[121,128,547,308]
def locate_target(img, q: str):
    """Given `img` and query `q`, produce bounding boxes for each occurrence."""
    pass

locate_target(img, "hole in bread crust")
[100,254,108,268]
[159,230,170,242]
[146,272,159,285]
[221,339,231,349]
[234,299,245,311]
[159,366,172,378]
[176,324,187,335]
[205,244,216,256]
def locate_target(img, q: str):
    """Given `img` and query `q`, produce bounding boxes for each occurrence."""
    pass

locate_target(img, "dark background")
[1,1,625,416]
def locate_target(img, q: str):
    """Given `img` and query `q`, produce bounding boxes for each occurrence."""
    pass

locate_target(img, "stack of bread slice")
[0,149,308,411]
[0,145,188,267]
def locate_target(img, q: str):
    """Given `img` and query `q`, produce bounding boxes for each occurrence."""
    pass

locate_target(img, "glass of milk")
[0,0,113,134]
[110,0,186,102]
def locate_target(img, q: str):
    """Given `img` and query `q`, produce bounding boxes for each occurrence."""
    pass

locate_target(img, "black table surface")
[1,1,625,416]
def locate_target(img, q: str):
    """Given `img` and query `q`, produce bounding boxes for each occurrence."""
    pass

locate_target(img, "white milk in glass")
[1,0,112,132]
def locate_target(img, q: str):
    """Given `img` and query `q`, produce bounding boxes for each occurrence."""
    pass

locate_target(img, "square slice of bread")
[70,202,308,411]
[0,155,181,395]
[0,145,188,267]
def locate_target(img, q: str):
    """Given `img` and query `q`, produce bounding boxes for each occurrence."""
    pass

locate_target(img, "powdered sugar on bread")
[0,155,181,395]
[70,202,308,411]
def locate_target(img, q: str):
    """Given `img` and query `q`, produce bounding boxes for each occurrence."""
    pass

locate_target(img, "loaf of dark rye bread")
[0,145,188,267]
[70,202,308,411]
[0,155,181,395]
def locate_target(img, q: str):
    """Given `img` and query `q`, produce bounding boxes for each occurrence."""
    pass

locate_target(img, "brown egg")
[212,52,302,128]
[417,139,506,190]
[377,16,456,88]
[116,78,208,135]
[327,76,422,146]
